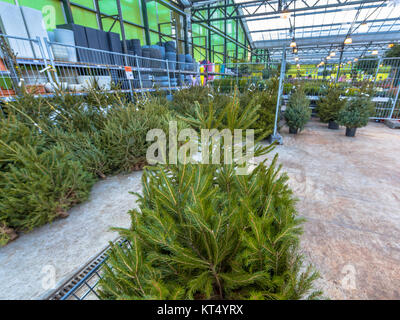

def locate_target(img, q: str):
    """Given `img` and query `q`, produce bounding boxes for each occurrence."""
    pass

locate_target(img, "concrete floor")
[0,119,399,299]
[267,119,400,299]
[0,172,141,300]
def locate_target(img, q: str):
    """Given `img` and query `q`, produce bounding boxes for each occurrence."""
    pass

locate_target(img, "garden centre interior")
[0,0,399,301]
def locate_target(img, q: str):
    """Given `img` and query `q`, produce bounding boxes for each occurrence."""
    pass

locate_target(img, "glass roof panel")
[235,0,400,45]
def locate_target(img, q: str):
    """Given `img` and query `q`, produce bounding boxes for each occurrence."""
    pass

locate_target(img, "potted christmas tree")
[284,86,311,134]
[338,95,374,137]
[317,85,346,129]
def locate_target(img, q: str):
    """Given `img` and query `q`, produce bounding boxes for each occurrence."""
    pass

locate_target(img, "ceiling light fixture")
[281,9,291,19]
[290,39,297,48]
[344,37,352,45]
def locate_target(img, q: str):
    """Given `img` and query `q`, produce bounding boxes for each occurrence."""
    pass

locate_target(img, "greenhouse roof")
[191,0,400,61]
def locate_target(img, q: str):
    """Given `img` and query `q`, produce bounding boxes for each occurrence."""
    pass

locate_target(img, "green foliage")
[301,80,327,96]
[317,85,346,123]
[212,78,236,94]
[245,77,279,139]
[385,44,400,58]
[356,58,378,75]
[169,86,211,118]
[0,90,171,245]
[284,87,311,131]
[338,95,374,128]
[100,101,169,173]
[98,97,321,300]
[0,115,94,237]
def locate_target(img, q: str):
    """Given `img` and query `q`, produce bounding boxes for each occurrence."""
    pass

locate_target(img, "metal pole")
[389,81,400,119]
[223,0,227,64]
[235,18,238,60]
[36,37,53,84]
[116,0,128,54]
[140,0,151,46]
[166,59,172,95]
[374,57,382,83]
[61,0,74,24]
[183,14,190,55]
[43,37,60,83]
[94,0,103,31]
[270,46,286,144]
[207,5,212,62]
[125,54,134,100]
[336,45,344,82]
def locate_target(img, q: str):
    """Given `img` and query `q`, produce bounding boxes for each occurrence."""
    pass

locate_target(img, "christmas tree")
[98,95,321,300]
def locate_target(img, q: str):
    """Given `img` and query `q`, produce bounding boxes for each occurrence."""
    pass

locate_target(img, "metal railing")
[2,34,399,120]
[0,34,237,102]
[45,238,129,300]
[283,58,400,120]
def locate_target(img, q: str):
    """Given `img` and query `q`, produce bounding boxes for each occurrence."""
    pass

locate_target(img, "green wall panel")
[71,6,98,28]
[120,0,142,25]
[0,0,250,63]
[74,0,95,9]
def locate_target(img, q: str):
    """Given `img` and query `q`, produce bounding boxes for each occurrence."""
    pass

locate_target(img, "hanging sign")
[124,66,134,80]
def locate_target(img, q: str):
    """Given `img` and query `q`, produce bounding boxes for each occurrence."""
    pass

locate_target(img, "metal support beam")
[389,85,400,119]
[208,4,212,61]
[183,14,190,55]
[61,0,74,24]
[270,46,286,145]
[235,18,239,59]
[374,57,383,82]
[116,0,128,54]
[141,0,151,46]
[223,0,227,64]
[250,17,400,34]
[254,31,400,49]
[195,0,386,23]
[336,45,344,82]
[93,0,103,31]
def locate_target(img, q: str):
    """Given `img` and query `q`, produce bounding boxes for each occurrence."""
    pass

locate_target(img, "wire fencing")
[283,57,400,119]
[0,34,233,102]
[1,35,399,121]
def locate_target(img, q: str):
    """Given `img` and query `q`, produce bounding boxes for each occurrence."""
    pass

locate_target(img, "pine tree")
[317,85,346,123]
[98,95,321,300]
[285,86,312,132]
[0,114,94,244]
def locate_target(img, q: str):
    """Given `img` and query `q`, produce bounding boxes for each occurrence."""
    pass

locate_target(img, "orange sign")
[124,66,134,80]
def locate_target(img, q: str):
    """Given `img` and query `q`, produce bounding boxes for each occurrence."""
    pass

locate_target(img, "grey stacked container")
[166,52,176,71]
[177,54,185,71]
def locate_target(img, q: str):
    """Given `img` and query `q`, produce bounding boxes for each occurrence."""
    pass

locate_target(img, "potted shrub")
[284,86,311,134]
[317,85,346,129]
[338,95,374,137]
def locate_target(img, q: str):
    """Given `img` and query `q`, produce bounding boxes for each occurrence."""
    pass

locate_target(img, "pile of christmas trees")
[98,94,321,300]
[0,90,169,245]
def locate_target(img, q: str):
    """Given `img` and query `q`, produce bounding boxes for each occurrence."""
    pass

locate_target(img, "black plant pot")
[328,120,339,130]
[289,127,298,134]
[345,127,357,137]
